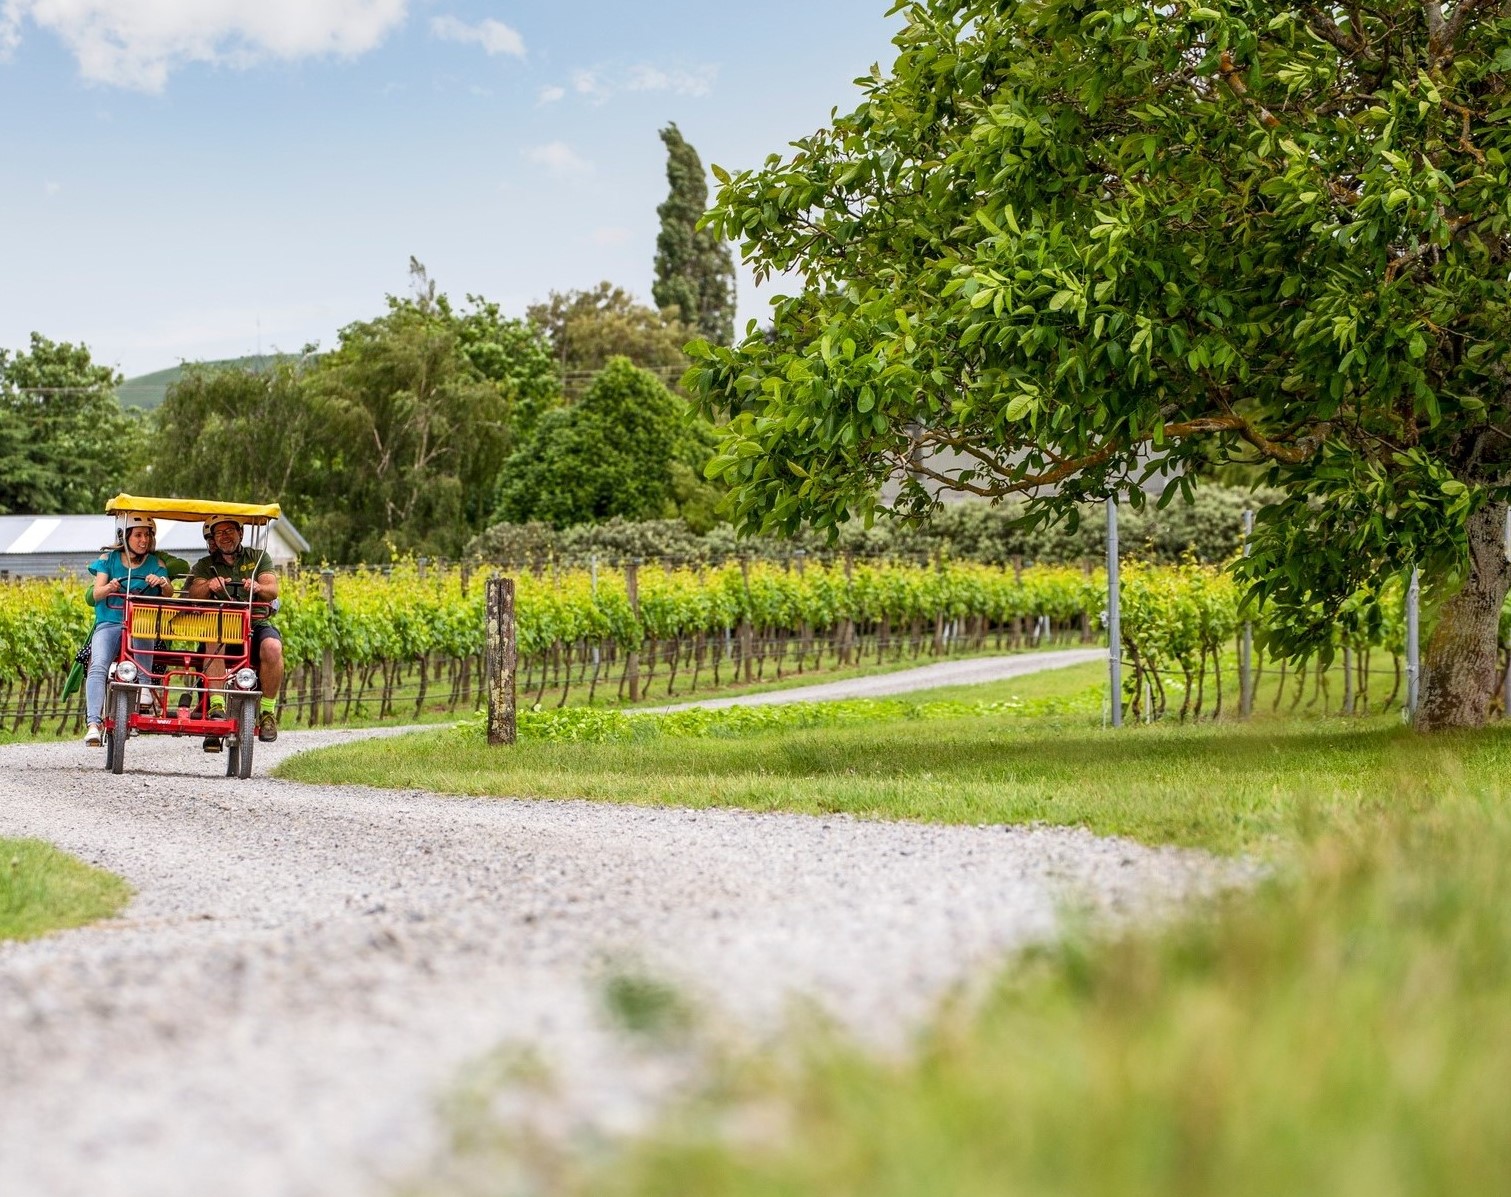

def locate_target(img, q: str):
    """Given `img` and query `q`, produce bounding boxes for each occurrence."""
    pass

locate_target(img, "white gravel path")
[1,700,1244,1197]
[640,647,1105,712]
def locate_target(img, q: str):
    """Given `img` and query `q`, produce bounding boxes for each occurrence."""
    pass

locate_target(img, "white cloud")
[561,63,717,105]
[536,83,564,105]
[570,68,606,102]
[43,180,60,195]
[590,227,629,246]
[626,63,716,97]
[0,0,408,91]
[523,141,592,177]
[429,14,523,58]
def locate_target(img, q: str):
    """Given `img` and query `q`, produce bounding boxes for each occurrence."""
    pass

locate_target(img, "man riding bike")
[184,516,283,748]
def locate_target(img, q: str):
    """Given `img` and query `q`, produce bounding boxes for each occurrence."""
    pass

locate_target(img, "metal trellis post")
[1107,497,1122,728]
[1405,566,1421,724]
[1240,509,1254,719]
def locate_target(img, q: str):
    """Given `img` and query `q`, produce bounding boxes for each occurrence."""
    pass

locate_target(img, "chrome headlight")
[233,667,259,690]
[115,660,139,684]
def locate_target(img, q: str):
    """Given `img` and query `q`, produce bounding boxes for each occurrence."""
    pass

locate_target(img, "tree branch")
[1217,52,1280,130]
[898,413,1320,499]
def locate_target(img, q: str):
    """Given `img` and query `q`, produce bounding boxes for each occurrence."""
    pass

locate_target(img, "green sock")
[260,696,277,714]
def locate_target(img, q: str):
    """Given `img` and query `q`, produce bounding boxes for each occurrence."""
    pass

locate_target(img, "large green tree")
[151,265,560,562]
[527,282,693,395]
[653,123,738,345]
[493,357,719,529]
[688,0,1511,730]
[0,334,142,514]
[148,356,331,518]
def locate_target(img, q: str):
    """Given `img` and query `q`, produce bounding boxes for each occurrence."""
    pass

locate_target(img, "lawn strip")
[0,837,132,942]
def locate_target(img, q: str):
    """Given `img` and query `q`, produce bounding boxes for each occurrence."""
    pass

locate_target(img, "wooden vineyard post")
[320,568,336,726]
[625,559,641,703]
[486,575,517,746]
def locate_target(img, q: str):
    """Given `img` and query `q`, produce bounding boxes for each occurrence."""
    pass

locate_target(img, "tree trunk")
[1418,503,1511,730]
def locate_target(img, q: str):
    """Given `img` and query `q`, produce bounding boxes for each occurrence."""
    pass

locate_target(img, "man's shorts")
[252,625,282,661]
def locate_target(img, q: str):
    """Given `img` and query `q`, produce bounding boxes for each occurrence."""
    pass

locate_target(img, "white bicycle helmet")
[119,513,157,545]
[202,516,245,546]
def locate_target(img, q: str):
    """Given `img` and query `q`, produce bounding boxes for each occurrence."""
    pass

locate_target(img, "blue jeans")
[85,623,156,725]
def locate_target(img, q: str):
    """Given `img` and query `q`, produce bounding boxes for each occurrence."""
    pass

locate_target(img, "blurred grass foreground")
[288,675,1511,1196]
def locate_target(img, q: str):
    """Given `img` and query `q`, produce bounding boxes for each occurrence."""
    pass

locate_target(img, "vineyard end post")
[1107,498,1122,728]
[320,568,336,726]
[1240,509,1254,719]
[486,575,517,746]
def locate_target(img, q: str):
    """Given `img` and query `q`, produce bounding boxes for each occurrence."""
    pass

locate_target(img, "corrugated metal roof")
[0,515,308,561]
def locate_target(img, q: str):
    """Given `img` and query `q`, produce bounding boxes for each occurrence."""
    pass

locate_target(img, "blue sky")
[0,1,903,378]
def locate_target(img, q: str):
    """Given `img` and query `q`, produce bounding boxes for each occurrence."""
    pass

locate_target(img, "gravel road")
[641,647,1106,712]
[1,700,1244,1197]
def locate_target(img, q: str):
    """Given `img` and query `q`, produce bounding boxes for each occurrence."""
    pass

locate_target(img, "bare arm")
[252,570,280,602]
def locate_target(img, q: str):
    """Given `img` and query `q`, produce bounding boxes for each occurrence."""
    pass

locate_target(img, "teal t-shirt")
[86,550,172,625]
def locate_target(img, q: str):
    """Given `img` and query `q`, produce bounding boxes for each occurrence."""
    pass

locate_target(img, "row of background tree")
[0,125,736,563]
[469,485,1272,570]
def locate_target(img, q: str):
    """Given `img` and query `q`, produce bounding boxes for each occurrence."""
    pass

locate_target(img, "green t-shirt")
[191,548,277,627]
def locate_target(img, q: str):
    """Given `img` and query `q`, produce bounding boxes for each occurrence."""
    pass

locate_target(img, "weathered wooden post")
[320,568,336,726]
[486,574,517,746]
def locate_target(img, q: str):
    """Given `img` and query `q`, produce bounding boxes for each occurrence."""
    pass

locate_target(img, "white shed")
[0,515,310,578]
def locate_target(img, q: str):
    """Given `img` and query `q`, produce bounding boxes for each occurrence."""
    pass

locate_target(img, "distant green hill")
[117,355,288,410]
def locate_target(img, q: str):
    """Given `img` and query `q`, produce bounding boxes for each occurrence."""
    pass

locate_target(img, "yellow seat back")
[128,606,246,646]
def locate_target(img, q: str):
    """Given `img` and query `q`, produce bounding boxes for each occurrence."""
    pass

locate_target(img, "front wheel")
[235,698,256,779]
[107,686,130,775]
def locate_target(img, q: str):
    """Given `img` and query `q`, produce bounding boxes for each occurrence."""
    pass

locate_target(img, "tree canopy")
[654,123,738,346]
[493,357,721,530]
[527,282,693,395]
[151,272,561,562]
[688,0,1511,728]
[0,334,142,515]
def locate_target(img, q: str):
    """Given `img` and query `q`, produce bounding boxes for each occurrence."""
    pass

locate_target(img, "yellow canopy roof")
[105,494,282,524]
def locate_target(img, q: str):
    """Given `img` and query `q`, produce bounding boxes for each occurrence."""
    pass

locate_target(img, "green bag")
[62,625,94,702]
[62,660,85,701]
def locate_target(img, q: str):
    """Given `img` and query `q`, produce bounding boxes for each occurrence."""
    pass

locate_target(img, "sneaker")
[208,704,226,721]
[257,710,278,743]
[138,688,156,711]
[202,734,223,753]
[84,724,102,747]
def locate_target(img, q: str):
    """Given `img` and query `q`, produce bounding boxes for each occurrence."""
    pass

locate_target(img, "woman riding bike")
[83,514,174,747]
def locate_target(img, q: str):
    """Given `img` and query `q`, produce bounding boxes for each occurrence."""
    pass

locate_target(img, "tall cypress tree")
[653,123,736,346]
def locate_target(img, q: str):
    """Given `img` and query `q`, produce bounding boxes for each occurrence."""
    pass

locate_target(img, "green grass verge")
[277,660,1477,854]
[309,662,1508,1196]
[0,838,131,941]
[563,791,1511,1197]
